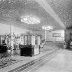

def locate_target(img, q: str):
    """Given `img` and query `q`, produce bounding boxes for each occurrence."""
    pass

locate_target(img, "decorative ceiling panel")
[0,0,64,31]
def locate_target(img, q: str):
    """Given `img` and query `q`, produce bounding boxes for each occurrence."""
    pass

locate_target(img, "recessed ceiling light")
[21,15,40,24]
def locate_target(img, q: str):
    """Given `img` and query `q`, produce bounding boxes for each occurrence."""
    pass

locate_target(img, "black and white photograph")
[0,0,72,72]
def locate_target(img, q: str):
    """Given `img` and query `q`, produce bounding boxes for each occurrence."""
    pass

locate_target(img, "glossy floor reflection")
[34,49,72,72]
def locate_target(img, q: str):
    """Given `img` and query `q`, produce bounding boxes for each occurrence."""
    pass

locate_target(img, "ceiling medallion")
[21,15,40,24]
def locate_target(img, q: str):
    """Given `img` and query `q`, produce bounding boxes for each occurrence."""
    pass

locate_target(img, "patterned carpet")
[0,57,21,69]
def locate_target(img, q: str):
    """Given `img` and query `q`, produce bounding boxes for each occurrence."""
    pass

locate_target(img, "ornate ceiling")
[0,0,72,31]
[47,0,72,28]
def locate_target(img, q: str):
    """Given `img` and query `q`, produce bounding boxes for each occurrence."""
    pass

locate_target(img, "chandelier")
[21,15,40,24]
[42,25,53,30]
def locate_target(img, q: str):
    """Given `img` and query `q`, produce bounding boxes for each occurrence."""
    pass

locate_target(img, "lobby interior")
[0,0,72,72]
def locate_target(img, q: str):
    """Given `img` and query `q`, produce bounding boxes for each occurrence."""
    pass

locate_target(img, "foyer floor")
[0,42,58,72]
[0,42,71,72]
[29,49,72,72]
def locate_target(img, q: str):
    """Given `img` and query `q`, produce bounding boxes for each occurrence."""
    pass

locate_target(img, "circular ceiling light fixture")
[21,15,40,24]
[42,25,53,30]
